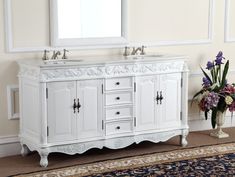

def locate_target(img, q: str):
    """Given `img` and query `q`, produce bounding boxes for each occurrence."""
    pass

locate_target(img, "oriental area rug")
[11,143,235,177]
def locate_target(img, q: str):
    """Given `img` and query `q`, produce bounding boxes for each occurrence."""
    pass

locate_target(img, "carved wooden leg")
[180,130,189,147]
[21,144,30,157]
[39,150,49,168]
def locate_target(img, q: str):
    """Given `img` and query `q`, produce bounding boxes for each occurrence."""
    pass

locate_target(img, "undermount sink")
[126,54,165,60]
[43,59,83,65]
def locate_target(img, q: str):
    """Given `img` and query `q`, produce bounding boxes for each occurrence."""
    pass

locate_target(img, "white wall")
[1,0,235,151]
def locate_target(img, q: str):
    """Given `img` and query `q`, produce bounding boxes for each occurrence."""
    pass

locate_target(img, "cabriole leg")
[39,150,49,168]
[180,130,189,147]
[21,144,30,156]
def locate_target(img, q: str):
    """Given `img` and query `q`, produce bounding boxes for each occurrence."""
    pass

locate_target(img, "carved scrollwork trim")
[18,65,40,80]
[39,61,185,82]
[49,141,104,155]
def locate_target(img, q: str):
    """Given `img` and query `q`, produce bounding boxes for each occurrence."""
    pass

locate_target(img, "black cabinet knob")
[116,97,120,100]
[116,126,120,130]
[116,111,120,115]
[116,82,120,85]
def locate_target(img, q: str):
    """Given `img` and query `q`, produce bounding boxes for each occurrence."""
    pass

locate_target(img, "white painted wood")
[106,106,132,121]
[105,77,132,91]
[224,0,235,43]
[7,85,19,120]
[18,56,189,167]
[47,81,77,143]
[50,0,128,48]
[135,76,156,131]
[5,0,214,52]
[20,79,41,144]
[105,91,133,106]
[106,120,133,136]
[157,73,181,129]
[77,79,104,139]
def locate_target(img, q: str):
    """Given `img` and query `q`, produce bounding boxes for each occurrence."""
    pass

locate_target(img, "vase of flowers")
[192,51,235,138]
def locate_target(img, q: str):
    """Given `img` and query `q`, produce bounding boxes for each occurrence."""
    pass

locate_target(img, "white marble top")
[17,54,187,68]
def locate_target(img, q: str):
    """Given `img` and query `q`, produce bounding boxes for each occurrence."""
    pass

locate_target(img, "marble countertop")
[17,54,187,68]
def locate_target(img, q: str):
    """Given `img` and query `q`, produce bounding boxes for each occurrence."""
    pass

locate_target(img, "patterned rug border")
[12,142,235,177]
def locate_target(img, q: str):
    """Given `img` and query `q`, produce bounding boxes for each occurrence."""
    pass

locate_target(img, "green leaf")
[221,60,229,88]
[211,109,217,129]
[191,90,204,106]
[200,67,212,85]
[205,111,208,120]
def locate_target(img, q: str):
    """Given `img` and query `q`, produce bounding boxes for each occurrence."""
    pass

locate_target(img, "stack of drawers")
[104,77,134,136]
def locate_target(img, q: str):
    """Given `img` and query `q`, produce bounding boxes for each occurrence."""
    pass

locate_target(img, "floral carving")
[19,61,185,82]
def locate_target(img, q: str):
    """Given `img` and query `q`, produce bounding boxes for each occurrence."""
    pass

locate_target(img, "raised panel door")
[77,79,104,139]
[47,81,77,143]
[157,73,181,129]
[135,76,157,131]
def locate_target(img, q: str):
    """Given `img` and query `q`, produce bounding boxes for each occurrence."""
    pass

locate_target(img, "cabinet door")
[77,79,103,139]
[47,82,77,143]
[135,76,157,131]
[157,73,181,128]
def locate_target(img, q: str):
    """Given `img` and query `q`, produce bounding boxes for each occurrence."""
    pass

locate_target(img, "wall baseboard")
[0,135,21,158]
[0,116,234,158]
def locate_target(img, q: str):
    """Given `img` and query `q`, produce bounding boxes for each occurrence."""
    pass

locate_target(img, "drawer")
[105,92,133,106]
[105,77,132,91]
[106,121,133,136]
[106,107,133,120]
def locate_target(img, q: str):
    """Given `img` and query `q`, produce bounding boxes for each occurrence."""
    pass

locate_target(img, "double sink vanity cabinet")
[18,55,189,167]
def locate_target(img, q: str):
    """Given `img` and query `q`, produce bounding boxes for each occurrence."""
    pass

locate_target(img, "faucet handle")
[42,50,49,60]
[140,45,147,55]
[131,47,136,55]
[123,46,130,56]
[62,49,69,59]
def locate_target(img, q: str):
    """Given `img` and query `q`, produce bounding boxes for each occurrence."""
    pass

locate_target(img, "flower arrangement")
[192,51,235,128]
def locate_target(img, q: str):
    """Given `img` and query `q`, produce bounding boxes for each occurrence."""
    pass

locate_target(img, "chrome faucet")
[51,51,61,59]
[140,45,147,55]
[42,50,49,60]
[62,49,69,59]
[131,47,142,55]
[123,46,130,56]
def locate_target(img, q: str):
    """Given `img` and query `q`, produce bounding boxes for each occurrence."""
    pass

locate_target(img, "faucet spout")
[131,47,142,55]
[51,51,61,59]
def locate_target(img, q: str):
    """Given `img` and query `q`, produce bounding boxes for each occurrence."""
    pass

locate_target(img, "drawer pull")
[116,111,120,115]
[115,82,120,85]
[116,97,120,100]
[116,126,121,130]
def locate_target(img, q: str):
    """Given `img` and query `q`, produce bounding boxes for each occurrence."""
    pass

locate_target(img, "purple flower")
[215,58,224,65]
[215,51,225,65]
[204,92,220,110]
[206,61,214,70]
[202,77,211,87]
[229,101,235,112]
[216,51,225,60]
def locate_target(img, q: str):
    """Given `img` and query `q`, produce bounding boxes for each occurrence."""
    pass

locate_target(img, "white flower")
[225,96,233,105]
